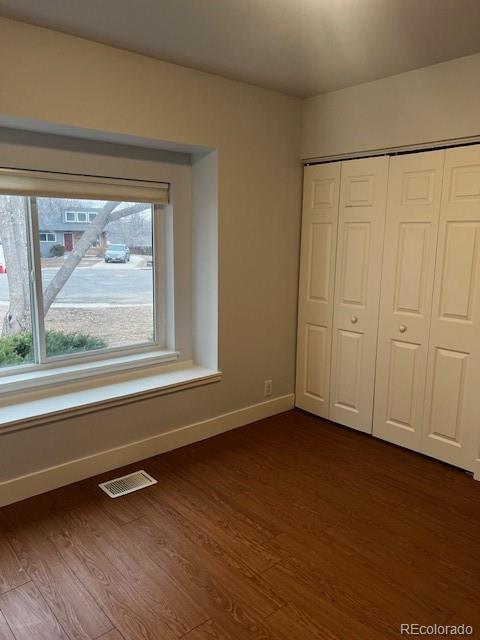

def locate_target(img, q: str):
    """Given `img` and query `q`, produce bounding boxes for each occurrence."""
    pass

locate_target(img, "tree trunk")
[0,197,31,336]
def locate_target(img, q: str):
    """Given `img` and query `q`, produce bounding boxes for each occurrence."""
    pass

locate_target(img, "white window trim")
[0,361,222,434]
[0,348,180,396]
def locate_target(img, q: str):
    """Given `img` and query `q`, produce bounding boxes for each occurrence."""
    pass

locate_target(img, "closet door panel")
[385,339,421,431]
[423,146,480,471]
[329,156,388,432]
[296,163,340,417]
[333,329,363,414]
[373,150,445,450]
[304,323,328,400]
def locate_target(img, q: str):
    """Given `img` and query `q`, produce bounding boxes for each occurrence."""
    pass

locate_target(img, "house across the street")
[38,203,107,257]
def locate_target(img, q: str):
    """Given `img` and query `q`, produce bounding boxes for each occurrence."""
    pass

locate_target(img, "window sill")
[0,350,180,396]
[0,360,222,434]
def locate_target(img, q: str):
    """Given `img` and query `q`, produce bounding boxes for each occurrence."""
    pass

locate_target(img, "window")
[0,168,170,376]
[65,211,99,223]
[39,232,56,242]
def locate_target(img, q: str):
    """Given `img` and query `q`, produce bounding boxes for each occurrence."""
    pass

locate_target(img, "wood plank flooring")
[0,409,479,639]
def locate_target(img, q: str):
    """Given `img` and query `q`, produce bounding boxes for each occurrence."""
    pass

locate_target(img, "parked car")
[104,244,130,263]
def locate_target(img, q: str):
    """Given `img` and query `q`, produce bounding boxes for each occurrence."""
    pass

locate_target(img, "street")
[0,265,153,305]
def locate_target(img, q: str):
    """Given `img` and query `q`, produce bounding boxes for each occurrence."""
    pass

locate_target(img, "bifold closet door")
[296,163,340,417]
[329,156,388,432]
[373,150,444,450]
[422,146,480,471]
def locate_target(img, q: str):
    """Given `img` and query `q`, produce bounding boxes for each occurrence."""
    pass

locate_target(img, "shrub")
[0,333,34,366]
[45,331,106,356]
[50,244,65,257]
[0,331,106,366]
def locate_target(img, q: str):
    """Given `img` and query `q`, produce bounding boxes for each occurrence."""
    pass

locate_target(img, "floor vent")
[99,470,157,498]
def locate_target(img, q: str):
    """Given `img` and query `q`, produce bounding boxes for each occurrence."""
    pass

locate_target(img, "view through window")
[0,186,165,370]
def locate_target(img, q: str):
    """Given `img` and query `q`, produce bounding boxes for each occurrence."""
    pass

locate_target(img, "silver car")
[104,244,130,263]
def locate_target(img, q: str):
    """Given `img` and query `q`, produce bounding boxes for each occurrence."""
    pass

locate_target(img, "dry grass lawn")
[0,304,154,348]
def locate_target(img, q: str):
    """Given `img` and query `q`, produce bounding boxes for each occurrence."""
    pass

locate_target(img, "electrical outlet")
[264,379,272,397]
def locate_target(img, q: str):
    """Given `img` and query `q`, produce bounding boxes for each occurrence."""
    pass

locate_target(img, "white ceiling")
[1,0,480,97]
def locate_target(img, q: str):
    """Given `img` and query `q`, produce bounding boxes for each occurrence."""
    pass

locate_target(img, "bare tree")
[0,198,149,336]
[108,210,151,249]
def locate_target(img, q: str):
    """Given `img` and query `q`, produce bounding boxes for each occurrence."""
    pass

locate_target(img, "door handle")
[399,325,407,333]
[351,316,358,324]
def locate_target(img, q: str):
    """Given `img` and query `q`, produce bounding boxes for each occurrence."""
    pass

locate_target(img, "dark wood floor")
[0,409,479,640]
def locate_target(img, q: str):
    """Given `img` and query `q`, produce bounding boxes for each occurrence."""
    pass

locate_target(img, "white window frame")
[39,231,56,242]
[0,168,175,393]
[76,211,87,223]
[64,211,76,222]
[88,212,97,222]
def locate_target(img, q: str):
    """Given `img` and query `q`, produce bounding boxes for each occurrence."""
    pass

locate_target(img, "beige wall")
[302,52,480,160]
[0,18,302,481]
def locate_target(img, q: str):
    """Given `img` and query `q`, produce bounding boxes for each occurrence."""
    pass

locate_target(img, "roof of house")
[38,202,102,232]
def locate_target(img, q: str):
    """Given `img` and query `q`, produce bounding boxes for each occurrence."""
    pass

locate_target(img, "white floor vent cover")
[99,470,157,498]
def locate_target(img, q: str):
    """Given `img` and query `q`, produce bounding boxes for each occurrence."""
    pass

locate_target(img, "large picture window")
[0,169,170,375]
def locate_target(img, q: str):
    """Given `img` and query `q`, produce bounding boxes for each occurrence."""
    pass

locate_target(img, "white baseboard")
[474,461,480,482]
[0,394,294,507]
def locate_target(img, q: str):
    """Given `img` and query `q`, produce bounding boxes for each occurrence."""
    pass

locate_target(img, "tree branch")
[106,202,150,223]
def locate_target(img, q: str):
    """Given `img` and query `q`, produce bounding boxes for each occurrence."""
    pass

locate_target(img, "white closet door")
[296,163,340,417]
[373,150,444,450]
[422,146,480,471]
[329,156,388,432]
